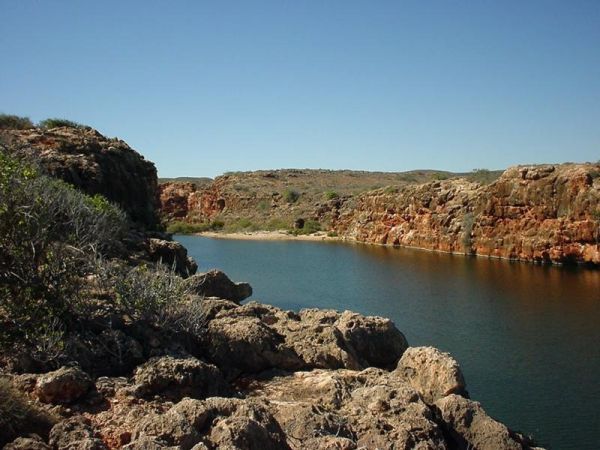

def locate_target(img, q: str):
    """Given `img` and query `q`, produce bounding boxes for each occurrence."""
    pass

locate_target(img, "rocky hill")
[158,168,502,232]
[0,124,543,449]
[331,164,600,265]
[160,163,600,266]
[1,126,161,229]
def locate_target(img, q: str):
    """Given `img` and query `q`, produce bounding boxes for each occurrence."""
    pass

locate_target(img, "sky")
[1,1,599,178]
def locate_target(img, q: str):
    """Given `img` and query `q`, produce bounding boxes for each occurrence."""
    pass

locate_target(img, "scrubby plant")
[110,263,190,324]
[293,219,322,235]
[462,212,475,253]
[324,190,339,200]
[0,114,34,130]
[38,118,85,129]
[167,220,224,234]
[225,217,259,232]
[283,188,300,203]
[0,152,127,361]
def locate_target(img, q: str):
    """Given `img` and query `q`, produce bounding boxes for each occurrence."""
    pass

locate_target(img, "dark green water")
[176,235,600,450]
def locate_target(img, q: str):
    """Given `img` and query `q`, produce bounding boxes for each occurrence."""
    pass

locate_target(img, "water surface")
[176,235,600,450]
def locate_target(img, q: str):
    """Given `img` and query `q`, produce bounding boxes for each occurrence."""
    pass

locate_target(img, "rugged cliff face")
[1,127,160,229]
[333,164,600,265]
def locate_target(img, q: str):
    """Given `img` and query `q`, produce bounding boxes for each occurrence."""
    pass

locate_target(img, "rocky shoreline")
[0,125,545,449]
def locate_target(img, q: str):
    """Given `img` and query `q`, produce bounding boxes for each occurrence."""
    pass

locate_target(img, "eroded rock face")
[396,346,467,404]
[35,366,92,404]
[1,127,161,229]
[146,238,198,277]
[131,397,290,450]
[159,182,197,220]
[3,435,51,450]
[49,416,107,450]
[185,270,252,303]
[133,356,230,400]
[246,368,448,450]
[200,301,408,377]
[333,164,600,265]
[435,394,538,450]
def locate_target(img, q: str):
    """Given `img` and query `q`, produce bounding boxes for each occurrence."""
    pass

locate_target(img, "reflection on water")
[176,235,600,450]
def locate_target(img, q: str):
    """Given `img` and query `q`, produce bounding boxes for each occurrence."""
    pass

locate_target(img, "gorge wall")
[161,163,600,266]
[332,164,600,265]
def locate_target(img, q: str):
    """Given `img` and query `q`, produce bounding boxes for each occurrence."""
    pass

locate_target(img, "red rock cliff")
[333,164,600,265]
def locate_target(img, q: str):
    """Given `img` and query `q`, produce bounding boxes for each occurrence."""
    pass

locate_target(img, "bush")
[38,118,84,129]
[224,218,259,232]
[0,152,127,360]
[110,263,190,324]
[167,220,224,234]
[324,190,339,200]
[0,114,34,130]
[293,219,321,235]
[0,378,55,446]
[283,188,300,203]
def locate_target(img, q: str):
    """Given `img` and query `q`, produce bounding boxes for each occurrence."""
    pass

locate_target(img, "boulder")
[133,356,230,400]
[435,394,538,450]
[201,302,408,376]
[147,238,198,277]
[185,270,252,303]
[132,397,289,450]
[246,368,447,450]
[35,366,92,404]
[3,435,51,450]
[395,346,467,404]
[49,417,107,450]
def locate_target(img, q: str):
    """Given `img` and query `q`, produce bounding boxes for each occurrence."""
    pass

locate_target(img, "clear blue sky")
[1,1,599,177]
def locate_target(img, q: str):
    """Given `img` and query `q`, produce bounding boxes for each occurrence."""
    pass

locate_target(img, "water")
[176,235,600,450]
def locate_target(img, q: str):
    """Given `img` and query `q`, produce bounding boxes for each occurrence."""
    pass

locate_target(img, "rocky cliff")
[1,126,160,229]
[332,164,600,265]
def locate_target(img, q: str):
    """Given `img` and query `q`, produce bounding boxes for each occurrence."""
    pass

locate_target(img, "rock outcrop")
[35,366,92,405]
[1,126,161,229]
[333,164,600,265]
[184,270,252,303]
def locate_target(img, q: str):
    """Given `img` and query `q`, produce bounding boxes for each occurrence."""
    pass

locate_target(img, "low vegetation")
[38,118,85,129]
[0,152,205,369]
[0,114,34,130]
[167,220,224,234]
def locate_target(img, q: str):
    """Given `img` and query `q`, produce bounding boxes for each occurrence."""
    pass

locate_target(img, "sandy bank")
[197,230,340,241]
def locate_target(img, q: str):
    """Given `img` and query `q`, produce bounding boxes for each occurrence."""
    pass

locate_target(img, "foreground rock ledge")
[2,298,544,450]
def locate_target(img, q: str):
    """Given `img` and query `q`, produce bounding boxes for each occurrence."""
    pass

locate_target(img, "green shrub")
[432,172,448,181]
[111,263,190,324]
[462,212,475,253]
[324,190,339,200]
[293,219,321,235]
[0,378,55,446]
[265,218,291,231]
[384,186,399,194]
[283,188,300,203]
[38,118,84,129]
[0,114,34,130]
[225,217,259,232]
[167,220,223,234]
[0,152,127,360]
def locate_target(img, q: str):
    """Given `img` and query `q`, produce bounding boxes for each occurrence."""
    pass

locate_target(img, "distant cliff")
[332,164,600,265]
[160,163,600,265]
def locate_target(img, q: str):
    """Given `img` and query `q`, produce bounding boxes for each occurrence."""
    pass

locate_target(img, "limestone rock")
[49,417,107,450]
[35,366,92,404]
[132,397,289,450]
[185,270,252,303]
[396,346,467,404]
[435,394,537,450]
[202,302,407,376]
[133,356,230,400]
[1,126,161,228]
[333,163,600,265]
[3,435,51,450]
[247,368,447,450]
[147,238,198,277]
